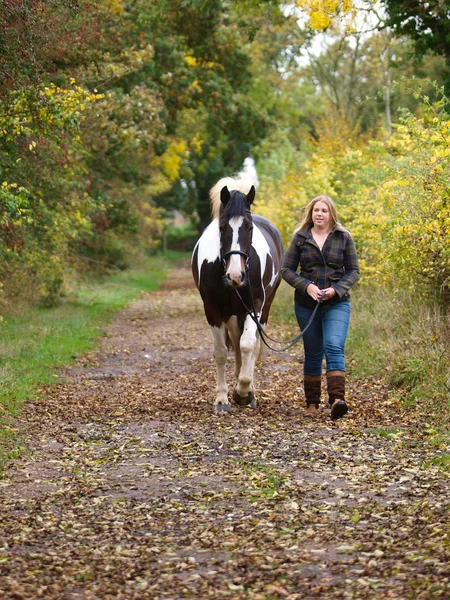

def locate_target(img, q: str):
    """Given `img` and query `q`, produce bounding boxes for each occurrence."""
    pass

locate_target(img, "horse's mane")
[210,175,258,219]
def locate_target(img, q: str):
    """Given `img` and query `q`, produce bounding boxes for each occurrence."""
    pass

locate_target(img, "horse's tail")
[210,175,258,219]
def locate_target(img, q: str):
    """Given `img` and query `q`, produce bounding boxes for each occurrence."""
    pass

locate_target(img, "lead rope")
[234,284,326,354]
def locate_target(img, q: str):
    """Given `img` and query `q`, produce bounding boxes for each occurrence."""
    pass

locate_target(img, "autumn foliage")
[1,0,450,313]
[0,0,275,306]
[257,88,450,306]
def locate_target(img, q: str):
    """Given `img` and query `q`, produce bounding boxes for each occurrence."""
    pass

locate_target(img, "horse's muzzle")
[225,272,246,287]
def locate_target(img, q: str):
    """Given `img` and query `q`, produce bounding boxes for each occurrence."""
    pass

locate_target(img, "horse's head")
[219,185,255,288]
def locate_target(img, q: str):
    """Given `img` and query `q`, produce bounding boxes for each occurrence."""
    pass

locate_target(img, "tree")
[1,0,294,304]
[382,0,450,94]
[382,0,450,60]
[294,1,450,94]
[148,0,296,230]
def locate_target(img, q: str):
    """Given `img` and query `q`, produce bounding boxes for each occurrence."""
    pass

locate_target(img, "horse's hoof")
[215,402,231,414]
[233,388,255,407]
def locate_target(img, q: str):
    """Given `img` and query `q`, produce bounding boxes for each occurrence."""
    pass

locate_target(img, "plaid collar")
[295,223,347,242]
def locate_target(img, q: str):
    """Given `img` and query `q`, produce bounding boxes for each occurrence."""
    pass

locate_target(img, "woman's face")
[312,201,331,229]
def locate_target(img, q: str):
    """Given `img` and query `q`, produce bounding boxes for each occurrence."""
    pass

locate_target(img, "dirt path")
[1,264,449,599]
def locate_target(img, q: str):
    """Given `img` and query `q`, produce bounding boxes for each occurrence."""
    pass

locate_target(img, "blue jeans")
[295,301,351,375]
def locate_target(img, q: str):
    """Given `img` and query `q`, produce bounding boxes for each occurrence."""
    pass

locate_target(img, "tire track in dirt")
[0,264,449,599]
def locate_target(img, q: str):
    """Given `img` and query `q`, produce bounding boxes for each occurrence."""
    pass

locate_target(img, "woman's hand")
[306,283,323,302]
[321,287,337,300]
[307,284,337,302]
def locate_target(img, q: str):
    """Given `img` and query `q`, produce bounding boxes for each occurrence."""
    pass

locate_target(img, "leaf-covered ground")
[1,265,449,599]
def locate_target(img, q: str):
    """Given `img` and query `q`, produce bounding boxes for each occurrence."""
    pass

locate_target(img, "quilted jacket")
[281,224,360,308]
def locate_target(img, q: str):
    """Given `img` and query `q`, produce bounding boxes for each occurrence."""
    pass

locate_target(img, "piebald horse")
[192,176,283,413]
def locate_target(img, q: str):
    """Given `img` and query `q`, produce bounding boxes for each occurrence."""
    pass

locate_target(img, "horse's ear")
[220,186,230,206]
[247,185,256,206]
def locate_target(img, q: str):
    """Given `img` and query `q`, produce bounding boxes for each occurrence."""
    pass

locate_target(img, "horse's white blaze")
[195,220,220,286]
[226,216,244,283]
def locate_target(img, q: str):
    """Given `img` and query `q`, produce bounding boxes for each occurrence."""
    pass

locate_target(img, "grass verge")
[347,286,450,439]
[0,251,188,471]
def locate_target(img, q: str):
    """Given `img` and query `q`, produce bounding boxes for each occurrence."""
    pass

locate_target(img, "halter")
[221,249,250,269]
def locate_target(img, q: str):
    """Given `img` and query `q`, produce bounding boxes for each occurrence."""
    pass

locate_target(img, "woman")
[281,195,360,419]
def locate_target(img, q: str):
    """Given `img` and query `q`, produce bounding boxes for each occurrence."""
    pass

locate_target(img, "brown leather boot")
[326,370,348,420]
[304,374,321,416]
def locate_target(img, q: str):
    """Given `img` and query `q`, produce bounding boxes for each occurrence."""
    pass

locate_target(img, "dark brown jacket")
[281,224,360,307]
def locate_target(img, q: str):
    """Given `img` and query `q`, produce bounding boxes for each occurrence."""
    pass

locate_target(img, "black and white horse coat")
[192,176,283,413]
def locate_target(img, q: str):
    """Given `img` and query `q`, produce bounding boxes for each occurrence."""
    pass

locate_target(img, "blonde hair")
[296,195,339,231]
[209,175,258,219]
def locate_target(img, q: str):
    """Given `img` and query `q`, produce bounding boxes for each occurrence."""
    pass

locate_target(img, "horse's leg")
[226,316,242,379]
[257,323,267,362]
[233,315,260,408]
[210,324,231,414]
